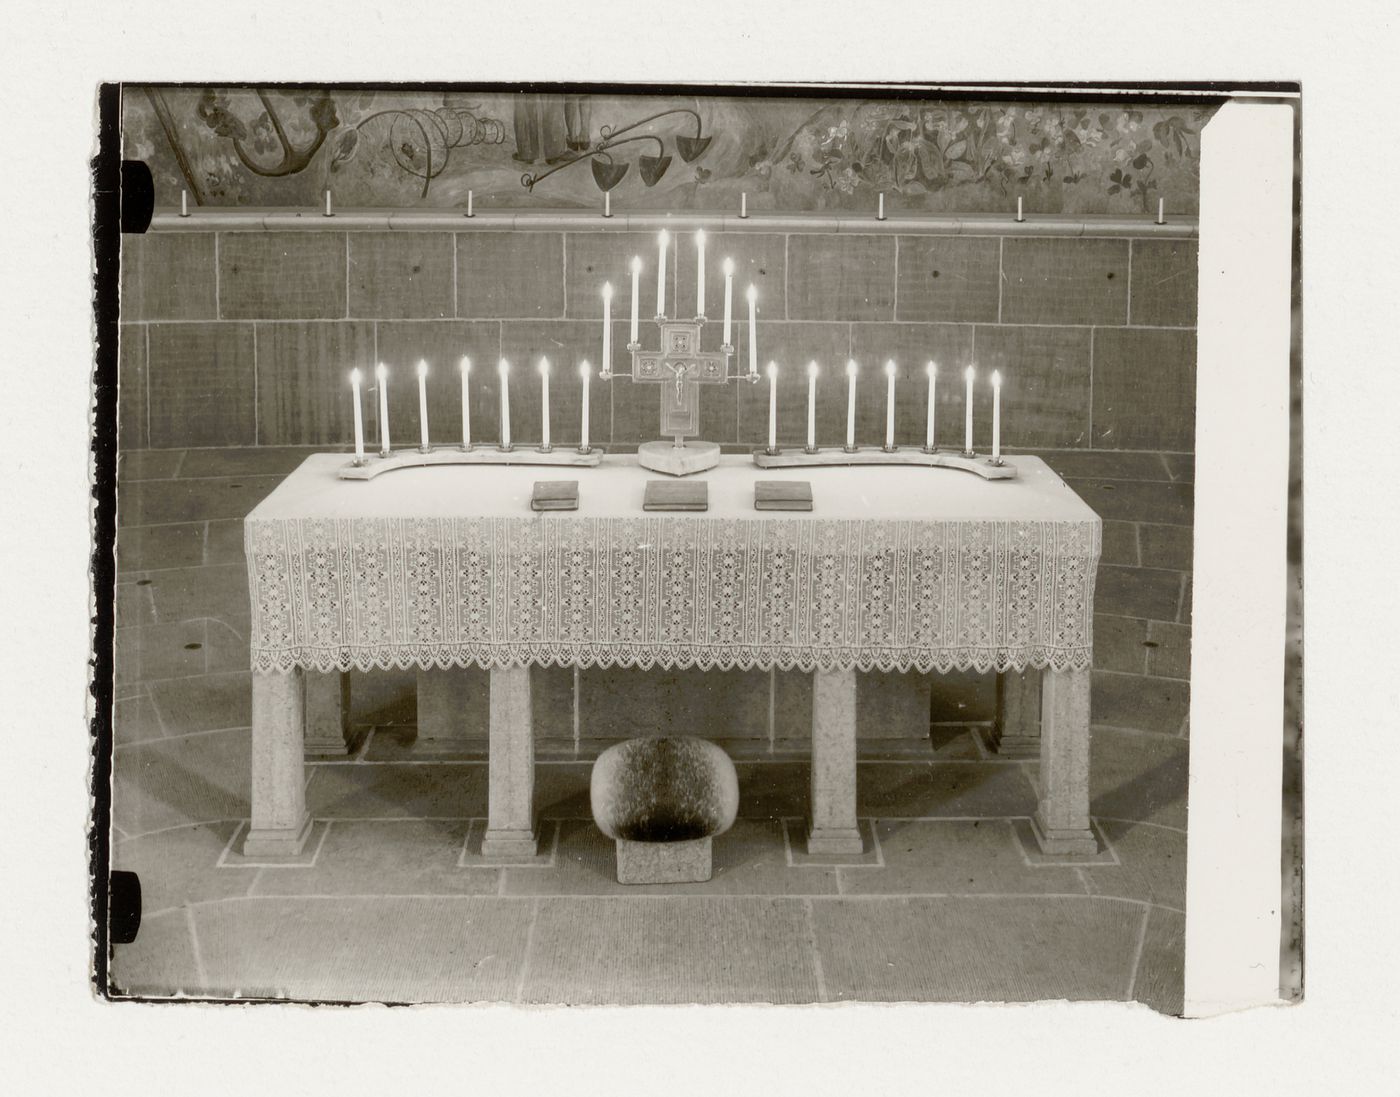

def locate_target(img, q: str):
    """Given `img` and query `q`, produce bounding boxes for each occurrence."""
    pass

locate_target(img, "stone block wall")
[115,219,1196,748]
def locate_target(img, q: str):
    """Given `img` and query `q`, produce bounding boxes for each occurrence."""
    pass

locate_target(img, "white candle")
[806,361,818,451]
[656,230,669,317]
[325,189,332,217]
[741,191,747,218]
[375,362,390,454]
[878,192,885,220]
[467,190,473,217]
[767,361,778,452]
[350,368,365,462]
[416,359,430,449]
[722,258,735,346]
[498,359,511,448]
[1016,196,1024,222]
[964,365,975,453]
[601,282,613,375]
[460,356,472,448]
[180,190,188,217]
[629,257,641,343]
[884,359,896,449]
[1157,197,1165,224]
[991,369,1002,462]
[695,230,706,317]
[539,357,551,449]
[925,361,936,450]
[604,191,611,218]
[579,360,591,451]
[746,284,758,378]
[845,359,858,450]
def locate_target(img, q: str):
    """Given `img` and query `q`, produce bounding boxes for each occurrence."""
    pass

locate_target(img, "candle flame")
[416,359,428,379]
[766,361,777,379]
[498,358,510,375]
[846,359,858,378]
[885,359,896,378]
[460,356,471,374]
[695,229,705,245]
[579,360,591,378]
[723,257,734,276]
[964,365,976,382]
[350,368,362,384]
[926,360,936,377]
[630,256,642,274]
[375,363,388,381]
[991,369,1002,387]
[539,356,550,376]
[658,230,669,246]
[746,284,757,303]
[602,281,613,299]
[807,361,819,379]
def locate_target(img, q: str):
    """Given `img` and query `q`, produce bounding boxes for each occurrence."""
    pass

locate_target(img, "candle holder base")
[538,444,554,454]
[881,444,897,453]
[418,445,433,454]
[751,446,1016,480]
[338,445,606,480]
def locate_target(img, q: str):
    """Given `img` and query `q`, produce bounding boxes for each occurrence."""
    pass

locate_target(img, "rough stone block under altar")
[615,836,713,884]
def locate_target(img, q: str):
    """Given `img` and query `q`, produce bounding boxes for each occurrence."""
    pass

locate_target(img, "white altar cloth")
[246,454,1100,676]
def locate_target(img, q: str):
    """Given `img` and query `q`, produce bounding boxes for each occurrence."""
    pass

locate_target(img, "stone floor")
[106,446,1187,1011]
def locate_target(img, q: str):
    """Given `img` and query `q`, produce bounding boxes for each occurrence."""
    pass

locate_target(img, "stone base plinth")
[242,813,315,858]
[1029,811,1099,857]
[615,836,712,884]
[638,439,720,477]
[806,826,865,856]
[481,825,540,859]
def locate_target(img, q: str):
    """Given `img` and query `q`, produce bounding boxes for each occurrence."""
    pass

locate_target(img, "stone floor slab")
[1080,819,1187,911]
[305,762,488,820]
[1132,905,1185,1015]
[1088,727,1188,830]
[113,821,257,914]
[107,908,204,998]
[113,727,251,838]
[521,896,822,1004]
[147,671,252,734]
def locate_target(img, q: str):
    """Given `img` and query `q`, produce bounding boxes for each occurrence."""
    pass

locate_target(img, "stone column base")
[1029,810,1099,857]
[481,825,540,859]
[806,826,865,856]
[242,813,314,858]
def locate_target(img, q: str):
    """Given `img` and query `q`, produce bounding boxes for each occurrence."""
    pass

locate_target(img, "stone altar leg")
[303,670,352,755]
[807,668,864,855]
[481,665,539,857]
[1031,667,1098,856]
[243,669,314,857]
[991,669,1041,757]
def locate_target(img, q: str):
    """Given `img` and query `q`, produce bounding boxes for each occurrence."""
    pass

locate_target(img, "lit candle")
[878,192,885,220]
[845,359,858,451]
[604,191,611,218]
[722,258,735,346]
[375,362,391,455]
[324,189,332,217]
[746,284,758,378]
[467,190,473,217]
[579,360,591,452]
[740,191,748,218]
[884,359,896,450]
[539,357,551,450]
[964,365,975,453]
[180,190,188,217]
[924,361,936,451]
[656,230,669,317]
[767,361,778,453]
[629,256,641,344]
[1016,196,1024,222]
[602,282,613,376]
[695,230,706,317]
[416,359,430,450]
[350,368,365,463]
[1157,197,1165,224]
[460,356,472,448]
[806,361,818,452]
[498,359,511,449]
[991,370,1002,462]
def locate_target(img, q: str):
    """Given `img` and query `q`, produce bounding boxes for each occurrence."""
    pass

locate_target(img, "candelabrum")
[751,444,1016,480]
[603,314,757,477]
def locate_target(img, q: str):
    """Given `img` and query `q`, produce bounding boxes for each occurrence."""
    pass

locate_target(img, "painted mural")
[123,87,1212,214]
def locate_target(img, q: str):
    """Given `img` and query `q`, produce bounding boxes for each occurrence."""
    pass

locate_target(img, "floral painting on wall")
[123,86,1213,214]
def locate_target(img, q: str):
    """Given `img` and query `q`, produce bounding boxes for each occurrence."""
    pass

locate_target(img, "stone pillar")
[303,670,352,755]
[1031,667,1098,856]
[481,665,539,857]
[807,668,864,855]
[244,669,314,857]
[991,668,1041,757]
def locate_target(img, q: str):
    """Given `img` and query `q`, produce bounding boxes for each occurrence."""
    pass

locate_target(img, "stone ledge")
[148,208,1198,238]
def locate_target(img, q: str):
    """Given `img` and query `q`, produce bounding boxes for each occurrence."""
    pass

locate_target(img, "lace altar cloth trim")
[247,515,1099,674]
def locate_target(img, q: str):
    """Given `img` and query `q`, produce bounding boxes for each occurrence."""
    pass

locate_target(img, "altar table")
[243,453,1101,858]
